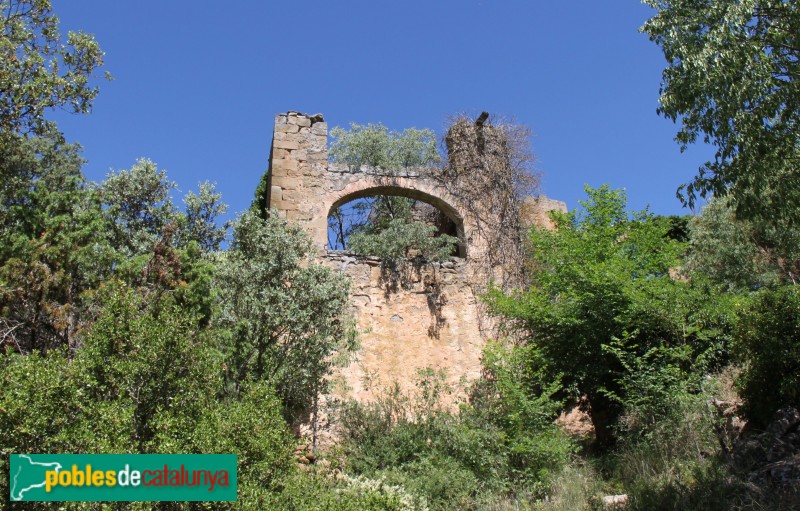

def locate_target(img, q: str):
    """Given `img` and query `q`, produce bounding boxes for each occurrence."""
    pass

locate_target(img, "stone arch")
[266,112,475,259]
[324,179,469,258]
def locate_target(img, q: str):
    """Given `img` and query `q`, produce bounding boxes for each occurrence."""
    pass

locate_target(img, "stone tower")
[264,111,567,401]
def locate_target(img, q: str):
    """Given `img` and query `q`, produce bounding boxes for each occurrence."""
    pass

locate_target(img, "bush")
[214,211,357,421]
[260,471,429,511]
[470,342,575,485]
[0,283,296,510]
[348,218,459,263]
[333,373,504,509]
[333,365,575,510]
[734,285,800,428]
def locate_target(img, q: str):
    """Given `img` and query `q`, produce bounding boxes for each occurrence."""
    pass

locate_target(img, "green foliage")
[0,130,114,352]
[97,161,227,323]
[335,367,573,510]
[336,377,507,510]
[329,123,440,170]
[733,285,800,427]
[607,344,704,437]
[686,197,800,292]
[471,342,575,483]
[328,122,458,259]
[180,180,229,252]
[642,0,800,222]
[250,169,270,219]
[0,0,109,136]
[348,218,459,262]
[214,210,357,418]
[662,214,690,243]
[0,133,227,353]
[263,471,430,511]
[486,185,731,445]
[100,159,179,258]
[601,367,800,511]
[0,282,296,510]
[612,385,746,511]
[75,283,221,450]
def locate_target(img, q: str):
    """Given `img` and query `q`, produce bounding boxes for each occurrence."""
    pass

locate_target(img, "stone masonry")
[266,111,567,401]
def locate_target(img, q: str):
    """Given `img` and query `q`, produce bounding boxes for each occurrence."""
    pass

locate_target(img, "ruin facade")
[265,111,567,399]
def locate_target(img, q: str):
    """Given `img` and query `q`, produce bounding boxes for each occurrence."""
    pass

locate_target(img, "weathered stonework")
[318,253,484,401]
[268,112,481,259]
[522,195,568,231]
[266,111,567,401]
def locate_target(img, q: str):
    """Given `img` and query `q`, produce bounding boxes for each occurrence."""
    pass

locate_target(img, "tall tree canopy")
[642,0,800,222]
[0,0,108,137]
[487,186,729,446]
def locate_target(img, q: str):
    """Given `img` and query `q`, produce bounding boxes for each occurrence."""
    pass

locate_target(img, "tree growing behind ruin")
[486,185,732,446]
[686,196,800,292]
[328,122,459,261]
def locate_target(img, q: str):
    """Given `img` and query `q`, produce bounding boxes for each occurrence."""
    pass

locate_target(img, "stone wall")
[319,252,484,402]
[265,111,567,403]
[268,112,329,238]
[521,195,569,231]
[268,112,471,255]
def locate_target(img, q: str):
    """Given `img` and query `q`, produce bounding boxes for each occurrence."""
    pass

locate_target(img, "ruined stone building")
[265,111,566,401]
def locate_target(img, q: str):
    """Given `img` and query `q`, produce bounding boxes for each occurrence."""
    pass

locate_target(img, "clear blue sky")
[52,1,714,221]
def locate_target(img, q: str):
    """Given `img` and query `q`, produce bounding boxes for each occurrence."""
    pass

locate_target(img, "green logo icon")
[10,454,237,502]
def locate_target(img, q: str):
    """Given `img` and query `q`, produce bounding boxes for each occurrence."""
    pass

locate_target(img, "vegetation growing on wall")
[438,114,540,289]
[326,122,459,261]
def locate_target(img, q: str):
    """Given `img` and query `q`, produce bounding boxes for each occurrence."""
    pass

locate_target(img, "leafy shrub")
[333,365,574,510]
[333,373,500,509]
[329,123,440,170]
[260,471,429,511]
[486,185,735,446]
[471,342,575,485]
[214,211,358,420]
[686,197,800,292]
[326,122,457,259]
[734,285,800,428]
[348,218,459,263]
[0,283,295,510]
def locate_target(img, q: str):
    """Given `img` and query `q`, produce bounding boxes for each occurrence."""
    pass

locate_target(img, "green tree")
[214,211,357,419]
[686,196,800,291]
[0,130,113,353]
[0,142,227,352]
[642,0,800,222]
[348,217,459,263]
[469,342,575,483]
[486,185,729,445]
[329,123,440,170]
[0,0,109,137]
[179,180,229,252]
[327,123,458,260]
[98,160,227,308]
[734,285,800,427]
[0,282,296,509]
[100,159,179,258]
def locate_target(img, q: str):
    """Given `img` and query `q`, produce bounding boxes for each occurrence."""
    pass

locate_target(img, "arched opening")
[327,186,467,259]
